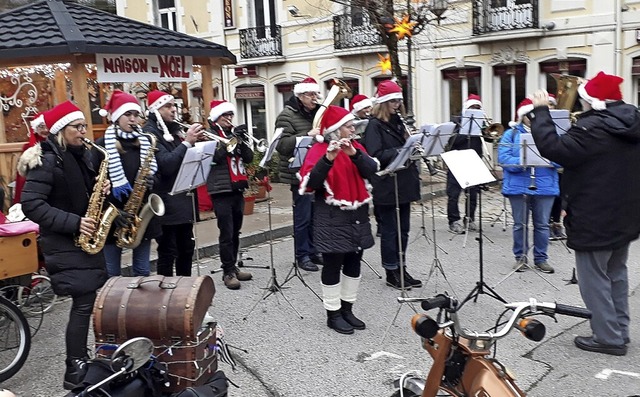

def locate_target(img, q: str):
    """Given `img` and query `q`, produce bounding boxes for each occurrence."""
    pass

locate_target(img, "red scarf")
[216,128,247,183]
[298,141,372,209]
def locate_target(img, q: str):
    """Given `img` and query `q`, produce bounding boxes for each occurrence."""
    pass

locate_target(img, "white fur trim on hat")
[109,102,142,123]
[30,114,45,130]
[352,98,373,113]
[517,104,534,121]
[578,83,607,111]
[294,82,320,95]
[325,113,355,134]
[153,109,174,142]
[50,111,85,135]
[376,92,403,104]
[17,143,42,176]
[148,94,174,112]
[464,99,482,110]
[209,102,236,122]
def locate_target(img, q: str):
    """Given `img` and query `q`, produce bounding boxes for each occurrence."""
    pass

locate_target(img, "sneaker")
[310,254,324,266]
[385,269,411,290]
[513,258,527,272]
[298,258,319,272]
[465,219,477,231]
[449,221,464,234]
[223,273,241,290]
[63,358,88,390]
[231,266,252,281]
[402,268,423,288]
[535,261,555,274]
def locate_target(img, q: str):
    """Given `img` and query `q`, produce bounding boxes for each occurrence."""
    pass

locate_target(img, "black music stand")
[169,140,216,277]
[441,149,504,307]
[244,128,305,320]
[492,135,560,290]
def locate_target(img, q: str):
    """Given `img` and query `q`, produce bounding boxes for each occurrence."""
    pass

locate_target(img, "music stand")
[441,149,504,307]
[169,141,217,276]
[244,128,305,320]
[492,136,560,290]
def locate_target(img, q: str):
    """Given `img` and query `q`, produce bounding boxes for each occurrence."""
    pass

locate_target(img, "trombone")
[175,120,238,152]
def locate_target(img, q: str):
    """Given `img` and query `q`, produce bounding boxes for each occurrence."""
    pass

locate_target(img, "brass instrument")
[175,120,238,152]
[551,73,583,111]
[482,114,505,141]
[76,138,120,255]
[114,131,165,249]
[245,134,267,153]
[312,78,353,130]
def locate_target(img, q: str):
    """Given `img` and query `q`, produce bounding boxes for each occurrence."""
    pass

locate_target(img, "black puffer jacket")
[530,102,640,251]
[20,137,107,297]
[142,113,193,225]
[306,150,377,253]
[93,136,162,243]
[361,115,421,206]
[275,96,319,185]
[205,124,253,196]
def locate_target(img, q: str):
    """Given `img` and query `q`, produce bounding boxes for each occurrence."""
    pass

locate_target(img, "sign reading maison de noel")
[96,54,193,83]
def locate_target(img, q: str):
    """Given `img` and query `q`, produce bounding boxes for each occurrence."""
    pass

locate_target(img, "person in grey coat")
[299,106,377,335]
[529,71,640,356]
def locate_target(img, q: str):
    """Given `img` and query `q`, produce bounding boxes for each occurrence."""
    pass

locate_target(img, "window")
[442,68,482,122]
[494,64,527,128]
[158,0,177,31]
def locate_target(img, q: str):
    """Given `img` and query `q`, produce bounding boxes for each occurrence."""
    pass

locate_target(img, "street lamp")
[403,0,449,127]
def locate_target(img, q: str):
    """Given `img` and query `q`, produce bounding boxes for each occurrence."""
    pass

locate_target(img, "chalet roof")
[0,0,236,66]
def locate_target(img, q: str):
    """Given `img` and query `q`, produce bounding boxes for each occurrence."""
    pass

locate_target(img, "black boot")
[326,310,354,334]
[63,357,88,390]
[403,267,423,288]
[385,269,411,290]
[340,301,365,330]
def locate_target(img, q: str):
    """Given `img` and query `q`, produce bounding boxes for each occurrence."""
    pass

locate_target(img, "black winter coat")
[361,115,421,206]
[205,124,253,196]
[20,138,107,297]
[306,150,377,253]
[143,113,194,225]
[275,96,319,185]
[530,102,640,251]
[93,137,162,243]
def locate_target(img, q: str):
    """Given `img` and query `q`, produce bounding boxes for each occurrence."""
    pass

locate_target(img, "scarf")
[298,141,372,210]
[104,124,158,201]
[215,124,248,183]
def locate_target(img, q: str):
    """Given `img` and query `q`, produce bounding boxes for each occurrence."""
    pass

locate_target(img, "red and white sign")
[96,54,193,83]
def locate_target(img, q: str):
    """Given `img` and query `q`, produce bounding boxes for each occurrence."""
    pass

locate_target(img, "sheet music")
[170,140,216,195]
[550,109,571,135]
[459,109,484,136]
[260,127,283,167]
[520,133,552,167]
[384,133,428,172]
[289,136,314,169]
[441,149,496,188]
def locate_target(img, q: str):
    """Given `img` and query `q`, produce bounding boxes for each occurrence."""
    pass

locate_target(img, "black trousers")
[157,223,195,276]
[211,192,244,273]
[321,251,363,285]
[446,169,478,224]
[66,292,96,359]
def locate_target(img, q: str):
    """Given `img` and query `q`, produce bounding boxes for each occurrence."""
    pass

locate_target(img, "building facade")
[116,0,640,139]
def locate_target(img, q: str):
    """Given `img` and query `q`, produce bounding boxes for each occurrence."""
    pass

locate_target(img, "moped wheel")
[392,388,454,397]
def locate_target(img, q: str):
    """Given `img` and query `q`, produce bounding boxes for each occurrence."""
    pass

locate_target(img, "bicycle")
[392,294,591,397]
[0,294,31,382]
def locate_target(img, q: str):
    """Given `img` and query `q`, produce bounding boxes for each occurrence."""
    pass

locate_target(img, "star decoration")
[377,53,392,75]
[388,15,416,40]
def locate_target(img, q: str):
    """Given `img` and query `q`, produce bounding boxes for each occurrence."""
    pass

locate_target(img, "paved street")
[3,183,640,396]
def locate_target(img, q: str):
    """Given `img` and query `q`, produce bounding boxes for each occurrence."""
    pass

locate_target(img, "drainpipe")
[614,0,622,76]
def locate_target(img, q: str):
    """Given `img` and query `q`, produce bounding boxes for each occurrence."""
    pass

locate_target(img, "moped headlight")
[411,314,439,339]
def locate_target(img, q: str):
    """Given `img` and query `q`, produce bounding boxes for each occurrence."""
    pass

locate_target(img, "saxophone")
[76,138,120,255]
[115,131,165,249]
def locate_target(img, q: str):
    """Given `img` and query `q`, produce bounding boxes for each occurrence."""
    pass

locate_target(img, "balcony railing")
[239,25,282,59]
[333,12,383,50]
[472,0,538,35]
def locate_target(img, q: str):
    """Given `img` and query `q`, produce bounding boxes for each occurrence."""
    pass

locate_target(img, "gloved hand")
[233,124,249,139]
[113,209,134,229]
[144,175,155,190]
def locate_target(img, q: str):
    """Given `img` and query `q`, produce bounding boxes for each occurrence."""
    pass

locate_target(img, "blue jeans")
[378,203,411,270]
[103,239,152,277]
[291,186,315,261]
[508,195,555,264]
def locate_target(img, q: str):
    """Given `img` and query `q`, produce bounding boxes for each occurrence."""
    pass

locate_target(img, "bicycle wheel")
[0,286,43,338]
[18,274,57,314]
[0,295,31,382]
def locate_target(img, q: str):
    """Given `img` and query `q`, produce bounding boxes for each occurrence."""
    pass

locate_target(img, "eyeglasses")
[303,92,319,98]
[221,112,234,118]
[68,123,88,131]
[389,98,403,103]
[342,123,355,130]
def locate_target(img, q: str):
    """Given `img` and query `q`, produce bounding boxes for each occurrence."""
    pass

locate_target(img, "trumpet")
[175,120,238,152]
[246,135,268,153]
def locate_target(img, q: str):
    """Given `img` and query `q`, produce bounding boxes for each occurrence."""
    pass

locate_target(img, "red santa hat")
[350,94,373,114]
[147,90,174,112]
[509,98,534,128]
[294,77,320,95]
[44,101,85,135]
[29,112,45,131]
[374,80,403,103]
[320,105,355,135]
[463,94,482,110]
[548,93,557,106]
[209,100,236,122]
[98,90,141,122]
[577,71,623,111]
